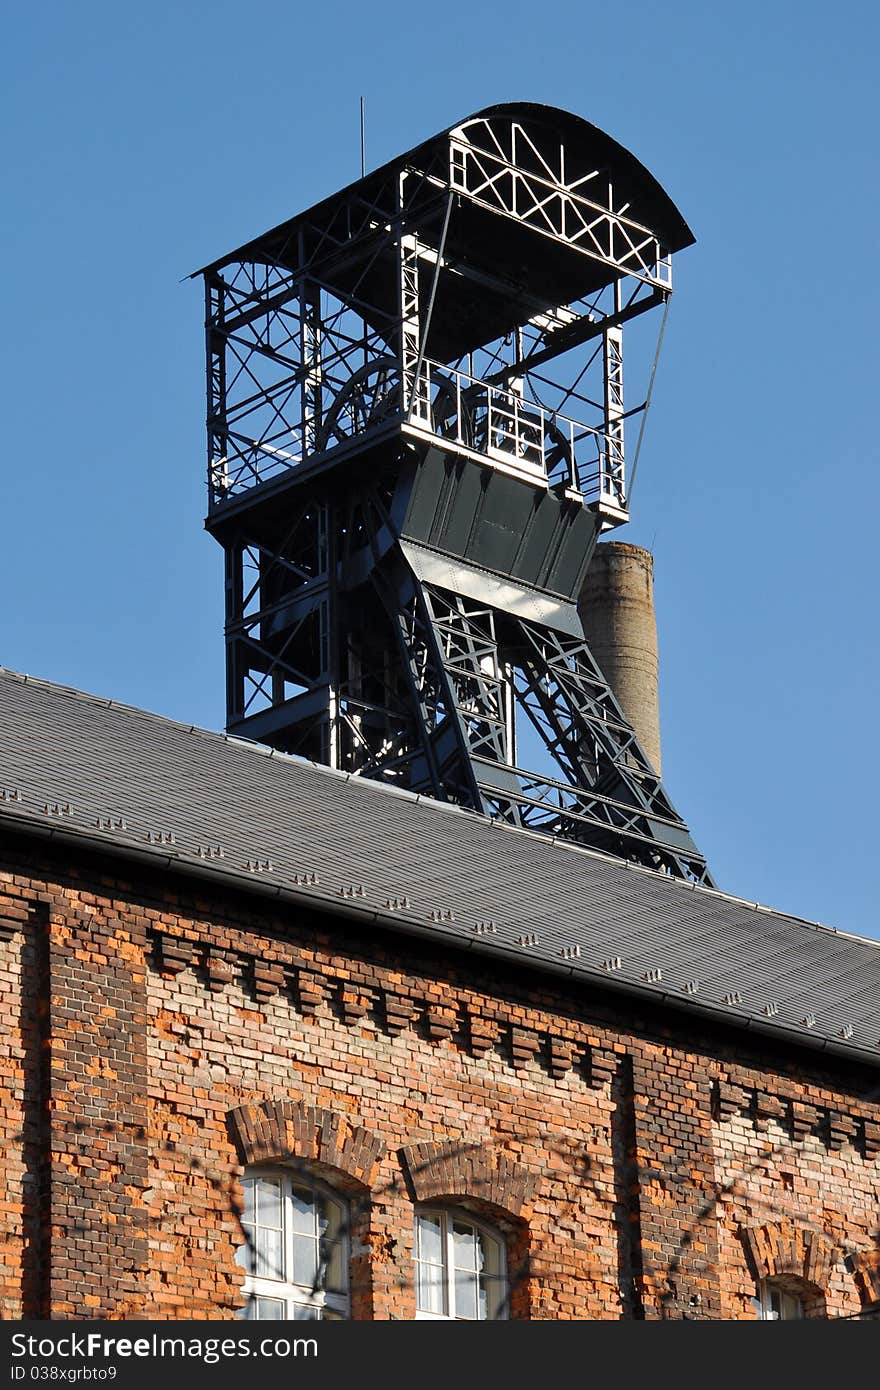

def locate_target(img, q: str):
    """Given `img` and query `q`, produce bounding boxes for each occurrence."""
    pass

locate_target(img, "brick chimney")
[577,541,662,774]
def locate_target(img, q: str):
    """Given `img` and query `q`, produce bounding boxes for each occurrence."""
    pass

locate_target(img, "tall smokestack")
[578,542,662,774]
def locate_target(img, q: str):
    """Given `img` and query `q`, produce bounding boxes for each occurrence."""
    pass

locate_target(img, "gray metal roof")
[1,665,878,1067]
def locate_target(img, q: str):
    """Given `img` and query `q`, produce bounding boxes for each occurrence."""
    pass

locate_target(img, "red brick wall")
[0,906,28,1313]
[1,838,878,1320]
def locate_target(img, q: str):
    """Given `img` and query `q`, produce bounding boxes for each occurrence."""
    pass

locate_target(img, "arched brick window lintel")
[848,1247,880,1308]
[228,1099,385,1190]
[740,1219,834,1290]
[400,1140,536,1221]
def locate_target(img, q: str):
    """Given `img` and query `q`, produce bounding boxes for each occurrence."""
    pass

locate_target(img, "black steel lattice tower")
[195,103,712,884]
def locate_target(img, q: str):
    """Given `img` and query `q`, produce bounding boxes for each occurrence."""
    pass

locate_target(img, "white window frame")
[236,1167,350,1320]
[755,1278,805,1320]
[414,1206,508,1321]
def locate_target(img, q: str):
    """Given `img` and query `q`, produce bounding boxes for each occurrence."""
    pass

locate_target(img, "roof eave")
[4,810,877,1073]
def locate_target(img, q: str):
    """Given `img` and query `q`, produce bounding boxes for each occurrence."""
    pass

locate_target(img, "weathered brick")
[0,835,876,1323]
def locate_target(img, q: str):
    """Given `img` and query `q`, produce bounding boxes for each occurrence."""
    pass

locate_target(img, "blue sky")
[2,1,878,941]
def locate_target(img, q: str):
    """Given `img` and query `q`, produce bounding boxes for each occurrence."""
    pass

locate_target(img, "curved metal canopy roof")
[194,100,694,276]
[194,104,694,364]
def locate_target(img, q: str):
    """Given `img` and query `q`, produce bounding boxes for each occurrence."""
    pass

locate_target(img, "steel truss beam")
[223,498,330,728]
[450,117,672,289]
[365,561,710,883]
[202,115,677,518]
[407,582,711,883]
[219,479,710,883]
[204,108,706,885]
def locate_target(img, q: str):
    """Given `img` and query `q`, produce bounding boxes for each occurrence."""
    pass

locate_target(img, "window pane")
[414,1210,509,1319]
[293,1234,320,1289]
[322,1199,347,1294]
[759,1281,804,1321]
[454,1269,479,1320]
[291,1186,316,1237]
[245,1296,285,1320]
[479,1229,501,1279]
[417,1261,445,1315]
[452,1221,478,1271]
[256,1177,283,1229]
[481,1274,506,1320]
[256,1226,284,1281]
[235,1226,255,1275]
[238,1172,350,1321]
[240,1178,256,1225]
[417,1213,444,1266]
[292,1303,321,1320]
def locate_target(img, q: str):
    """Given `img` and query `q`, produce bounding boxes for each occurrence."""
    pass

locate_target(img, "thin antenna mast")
[359,97,366,177]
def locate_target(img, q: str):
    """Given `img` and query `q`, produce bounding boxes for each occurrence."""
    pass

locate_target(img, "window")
[755,1279,805,1320]
[414,1207,507,1320]
[236,1169,349,1320]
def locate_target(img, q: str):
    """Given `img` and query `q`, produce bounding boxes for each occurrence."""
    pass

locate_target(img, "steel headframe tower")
[195,102,713,885]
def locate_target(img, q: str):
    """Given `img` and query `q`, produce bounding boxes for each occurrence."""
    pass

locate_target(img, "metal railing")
[210,356,626,512]
[410,359,624,506]
[210,425,307,504]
